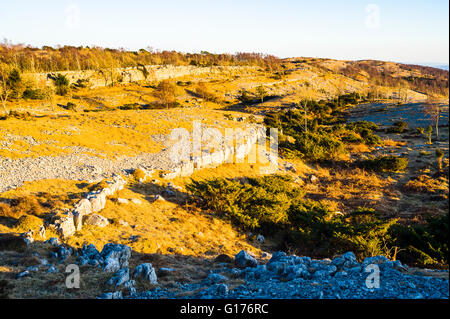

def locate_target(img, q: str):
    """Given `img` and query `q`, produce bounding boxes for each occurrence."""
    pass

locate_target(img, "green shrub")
[237,88,253,104]
[341,132,364,144]
[346,121,379,132]
[52,73,70,96]
[346,121,381,146]
[188,174,398,259]
[389,213,448,267]
[22,88,46,100]
[294,131,346,161]
[119,103,140,110]
[66,102,77,111]
[387,120,408,133]
[187,175,302,231]
[287,206,397,258]
[358,155,408,172]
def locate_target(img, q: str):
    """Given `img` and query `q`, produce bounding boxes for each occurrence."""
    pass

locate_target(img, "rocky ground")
[5,238,447,299]
[0,147,176,193]
[127,252,449,300]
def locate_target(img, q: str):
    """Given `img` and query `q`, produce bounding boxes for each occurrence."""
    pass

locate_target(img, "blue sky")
[0,0,448,63]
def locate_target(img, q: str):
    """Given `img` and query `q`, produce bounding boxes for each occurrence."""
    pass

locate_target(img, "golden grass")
[65,177,261,257]
[403,175,449,194]
[305,167,396,212]
[383,138,407,147]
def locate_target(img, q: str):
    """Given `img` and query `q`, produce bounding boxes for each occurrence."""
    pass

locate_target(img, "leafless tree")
[424,95,441,141]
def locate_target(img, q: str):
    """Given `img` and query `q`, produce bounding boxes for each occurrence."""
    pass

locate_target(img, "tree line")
[0,42,281,73]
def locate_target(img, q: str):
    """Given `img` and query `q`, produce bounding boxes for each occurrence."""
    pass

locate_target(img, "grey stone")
[107,268,130,287]
[133,263,158,285]
[235,250,258,269]
[84,214,109,228]
[100,244,131,271]
[206,273,228,284]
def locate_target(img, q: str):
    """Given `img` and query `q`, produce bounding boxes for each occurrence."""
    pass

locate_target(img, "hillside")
[0,46,448,299]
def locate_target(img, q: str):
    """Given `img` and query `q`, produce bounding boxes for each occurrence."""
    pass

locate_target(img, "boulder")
[97,291,123,299]
[73,198,92,216]
[45,237,60,247]
[100,244,131,271]
[88,191,106,212]
[107,268,130,287]
[256,234,265,244]
[102,257,121,272]
[206,273,228,284]
[133,263,158,285]
[54,215,76,238]
[21,231,34,245]
[153,194,166,202]
[131,198,142,205]
[117,198,129,205]
[235,250,258,269]
[83,214,109,228]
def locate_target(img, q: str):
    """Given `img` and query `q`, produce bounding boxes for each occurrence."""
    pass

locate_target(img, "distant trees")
[340,60,449,97]
[0,43,282,74]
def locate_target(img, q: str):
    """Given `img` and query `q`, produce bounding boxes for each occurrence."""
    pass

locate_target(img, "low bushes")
[389,213,448,267]
[194,83,218,102]
[188,175,447,264]
[386,120,408,133]
[187,175,397,260]
[187,175,302,231]
[357,155,408,172]
[346,121,381,146]
[264,106,382,163]
[294,131,346,161]
[287,206,397,258]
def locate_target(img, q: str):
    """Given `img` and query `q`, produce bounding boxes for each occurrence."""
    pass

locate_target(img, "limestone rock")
[100,244,131,271]
[84,214,109,228]
[235,250,258,269]
[133,263,158,285]
[107,268,130,287]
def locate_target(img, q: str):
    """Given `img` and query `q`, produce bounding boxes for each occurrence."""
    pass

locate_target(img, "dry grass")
[0,179,93,234]
[383,138,407,147]
[403,175,449,194]
[305,167,396,212]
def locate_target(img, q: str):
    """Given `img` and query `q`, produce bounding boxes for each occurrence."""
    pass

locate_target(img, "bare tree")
[297,100,308,133]
[424,95,441,141]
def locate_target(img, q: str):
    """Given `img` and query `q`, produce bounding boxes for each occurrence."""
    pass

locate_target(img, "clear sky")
[0,0,448,64]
